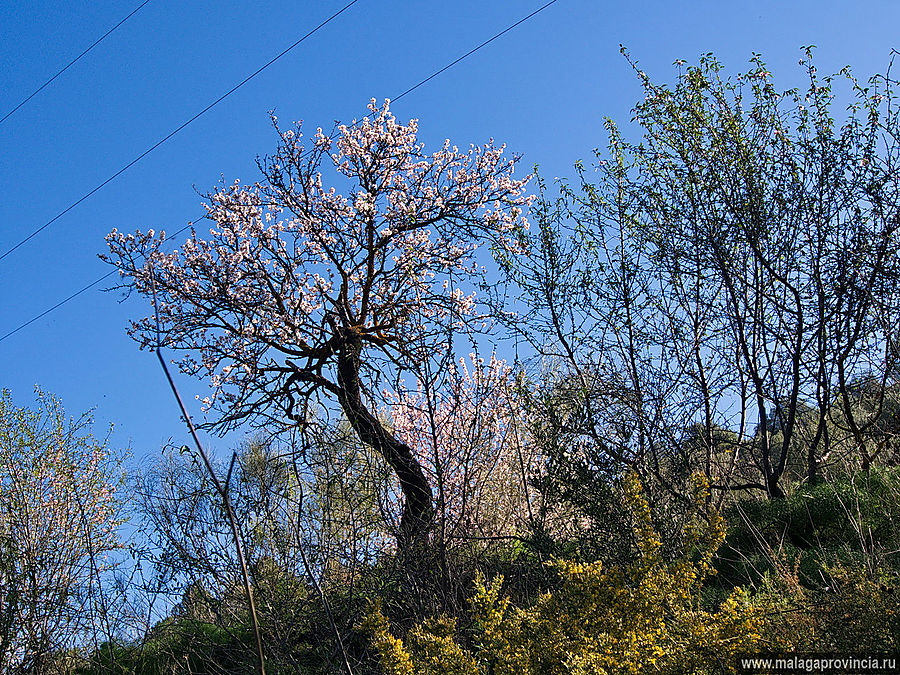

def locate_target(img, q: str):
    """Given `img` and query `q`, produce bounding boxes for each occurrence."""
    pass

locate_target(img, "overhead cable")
[0,0,562,346]
[0,0,363,264]
[0,0,154,126]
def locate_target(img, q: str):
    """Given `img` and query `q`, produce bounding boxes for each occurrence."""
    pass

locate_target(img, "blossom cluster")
[385,355,533,540]
[104,100,533,429]
[0,389,124,665]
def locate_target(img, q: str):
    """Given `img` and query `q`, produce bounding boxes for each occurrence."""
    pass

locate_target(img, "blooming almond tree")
[387,355,538,547]
[104,100,531,551]
[0,388,124,672]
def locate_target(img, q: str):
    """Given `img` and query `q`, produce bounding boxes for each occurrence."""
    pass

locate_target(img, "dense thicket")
[4,50,900,674]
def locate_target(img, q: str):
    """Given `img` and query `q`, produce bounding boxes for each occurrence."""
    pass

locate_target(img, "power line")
[0,0,562,347]
[392,0,560,104]
[0,221,198,344]
[0,1,154,126]
[0,0,363,265]
[0,270,116,344]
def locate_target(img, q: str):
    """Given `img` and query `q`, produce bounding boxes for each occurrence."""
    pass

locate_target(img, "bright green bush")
[718,468,900,588]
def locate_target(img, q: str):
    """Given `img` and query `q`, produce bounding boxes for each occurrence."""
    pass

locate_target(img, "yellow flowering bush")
[364,474,762,674]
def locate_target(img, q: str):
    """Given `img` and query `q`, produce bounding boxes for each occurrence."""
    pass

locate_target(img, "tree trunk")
[765,471,786,499]
[335,337,433,551]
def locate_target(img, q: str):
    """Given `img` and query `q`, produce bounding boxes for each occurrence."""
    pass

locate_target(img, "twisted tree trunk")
[335,337,433,552]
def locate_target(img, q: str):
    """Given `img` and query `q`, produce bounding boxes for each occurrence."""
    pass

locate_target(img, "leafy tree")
[498,50,900,500]
[128,438,361,673]
[0,389,125,673]
[104,100,531,554]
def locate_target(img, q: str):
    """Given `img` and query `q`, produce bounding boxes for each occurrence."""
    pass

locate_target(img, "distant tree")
[0,389,124,673]
[104,100,532,553]
[384,354,542,616]
[828,374,900,471]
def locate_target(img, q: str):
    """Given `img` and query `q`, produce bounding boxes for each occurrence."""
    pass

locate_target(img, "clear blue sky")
[1,0,898,467]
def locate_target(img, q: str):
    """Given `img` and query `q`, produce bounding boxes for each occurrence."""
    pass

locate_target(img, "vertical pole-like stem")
[150,276,265,675]
[154,349,267,675]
